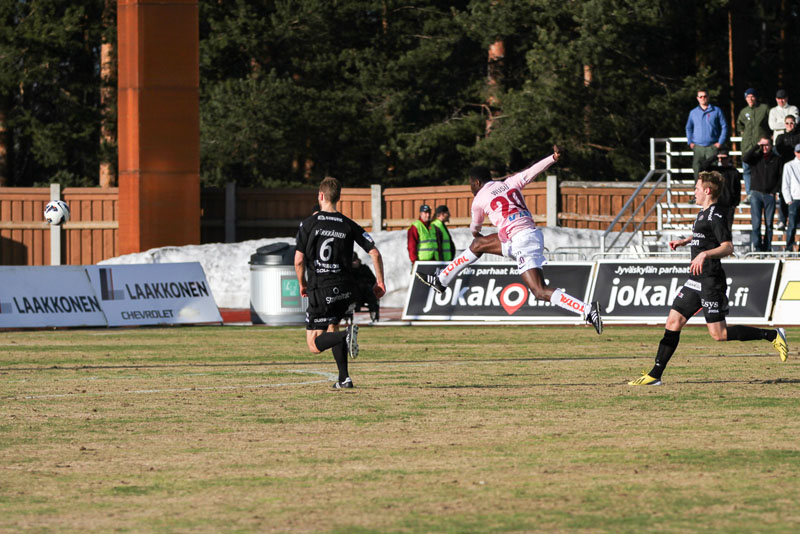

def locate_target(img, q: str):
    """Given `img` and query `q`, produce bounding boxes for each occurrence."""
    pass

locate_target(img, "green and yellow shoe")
[772,327,788,362]
[628,373,662,386]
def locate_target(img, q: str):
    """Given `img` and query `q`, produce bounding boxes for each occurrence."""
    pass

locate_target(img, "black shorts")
[305,284,356,330]
[671,276,729,323]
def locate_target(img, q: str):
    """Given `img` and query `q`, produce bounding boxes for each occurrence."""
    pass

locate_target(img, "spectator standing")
[743,137,783,251]
[737,88,770,203]
[775,115,800,161]
[686,89,728,178]
[700,146,741,232]
[768,89,799,141]
[430,205,456,261]
[407,204,435,267]
[775,115,800,231]
[782,144,800,251]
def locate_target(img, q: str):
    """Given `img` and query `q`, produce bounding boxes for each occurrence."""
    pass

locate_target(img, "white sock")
[438,248,479,287]
[549,288,587,316]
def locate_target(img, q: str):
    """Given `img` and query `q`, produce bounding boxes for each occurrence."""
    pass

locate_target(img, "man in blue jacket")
[686,89,729,179]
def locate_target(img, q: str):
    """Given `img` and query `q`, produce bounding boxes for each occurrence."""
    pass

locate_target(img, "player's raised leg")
[416,233,500,293]
[521,268,603,334]
[712,323,788,361]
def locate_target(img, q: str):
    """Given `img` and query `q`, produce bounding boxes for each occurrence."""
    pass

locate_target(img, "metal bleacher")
[599,136,785,257]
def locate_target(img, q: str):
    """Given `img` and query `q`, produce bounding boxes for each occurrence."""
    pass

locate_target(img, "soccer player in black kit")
[630,171,788,386]
[294,177,386,389]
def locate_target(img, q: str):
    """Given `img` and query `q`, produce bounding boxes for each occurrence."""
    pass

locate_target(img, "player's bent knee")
[530,287,549,301]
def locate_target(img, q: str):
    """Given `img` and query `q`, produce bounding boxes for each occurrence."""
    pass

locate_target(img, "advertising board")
[589,259,780,324]
[403,261,594,322]
[0,266,108,328]
[85,263,222,326]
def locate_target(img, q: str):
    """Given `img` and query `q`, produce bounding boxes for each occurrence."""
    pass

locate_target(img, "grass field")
[1,324,799,533]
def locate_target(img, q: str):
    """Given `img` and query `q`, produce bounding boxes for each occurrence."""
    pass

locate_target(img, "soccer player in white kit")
[416,145,603,334]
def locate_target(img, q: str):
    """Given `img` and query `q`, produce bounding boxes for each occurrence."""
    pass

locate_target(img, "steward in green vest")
[407,204,437,263]
[431,205,456,261]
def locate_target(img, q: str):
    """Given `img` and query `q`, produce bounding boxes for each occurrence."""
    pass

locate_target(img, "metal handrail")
[589,251,691,260]
[743,251,800,259]
[602,136,746,255]
[601,169,656,252]
[612,175,669,251]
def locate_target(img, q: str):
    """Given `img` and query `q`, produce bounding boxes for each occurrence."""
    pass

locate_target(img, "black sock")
[314,331,347,352]
[726,325,776,342]
[314,332,349,382]
[331,341,349,382]
[649,329,680,379]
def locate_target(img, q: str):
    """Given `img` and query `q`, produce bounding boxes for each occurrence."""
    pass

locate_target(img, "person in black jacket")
[743,137,783,251]
[774,115,800,231]
[351,253,380,322]
[700,146,741,231]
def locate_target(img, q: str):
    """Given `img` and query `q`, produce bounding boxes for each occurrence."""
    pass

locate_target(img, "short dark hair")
[698,171,722,200]
[319,176,341,203]
[434,205,449,216]
[469,166,491,184]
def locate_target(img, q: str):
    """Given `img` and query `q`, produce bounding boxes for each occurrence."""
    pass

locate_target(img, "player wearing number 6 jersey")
[415,145,603,333]
[295,177,386,389]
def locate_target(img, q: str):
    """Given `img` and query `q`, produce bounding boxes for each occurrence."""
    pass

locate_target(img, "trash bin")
[249,242,307,325]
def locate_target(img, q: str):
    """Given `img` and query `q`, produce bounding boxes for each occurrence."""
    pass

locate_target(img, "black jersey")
[295,210,376,290]
[689,204,732,280]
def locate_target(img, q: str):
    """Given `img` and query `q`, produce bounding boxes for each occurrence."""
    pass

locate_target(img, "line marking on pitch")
[11,369,338,400]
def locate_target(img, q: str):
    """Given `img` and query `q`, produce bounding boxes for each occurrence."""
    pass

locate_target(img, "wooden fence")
[1,181,667,266]
[0,187,119,266]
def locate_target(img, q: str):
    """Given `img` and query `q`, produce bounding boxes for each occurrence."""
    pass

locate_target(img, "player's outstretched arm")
[368,248,386,298]
[510,148,560,187]
[669,237,692,250]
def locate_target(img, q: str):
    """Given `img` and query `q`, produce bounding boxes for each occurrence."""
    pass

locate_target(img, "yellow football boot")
[628,373,663,386]
[772,327,788,362]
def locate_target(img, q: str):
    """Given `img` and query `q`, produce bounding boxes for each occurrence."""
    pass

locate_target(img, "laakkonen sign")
[403,261,594,321]
[85,263,222,326]
[0,263,222,328]
[0,266,107,328]
[589,259,780,324]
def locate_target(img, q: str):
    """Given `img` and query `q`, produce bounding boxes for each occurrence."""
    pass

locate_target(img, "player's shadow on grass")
[427,382,610,389]
[680,378,800,385]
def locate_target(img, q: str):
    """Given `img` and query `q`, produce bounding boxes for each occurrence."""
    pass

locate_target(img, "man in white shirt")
[782,143,800,251]
[769,89,799,141]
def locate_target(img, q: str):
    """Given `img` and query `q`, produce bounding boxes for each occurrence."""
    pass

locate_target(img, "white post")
[225,181,236,243]
[546,175,558,227]
[371,184,382,232]
[49,183,61,266]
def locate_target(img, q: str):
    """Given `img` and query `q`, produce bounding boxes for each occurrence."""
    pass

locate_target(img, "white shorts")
[501,227,547,273]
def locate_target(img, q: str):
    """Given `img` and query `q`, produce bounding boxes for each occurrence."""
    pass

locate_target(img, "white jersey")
[470,155,557,242]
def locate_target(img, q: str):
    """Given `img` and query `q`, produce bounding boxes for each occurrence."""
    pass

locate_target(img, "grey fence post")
[49,183,62,266]
[546,175,558,227]
[225,181,236,243]
[371,184,382,232]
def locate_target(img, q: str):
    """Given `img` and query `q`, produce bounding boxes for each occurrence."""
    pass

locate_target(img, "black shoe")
[415,271,445,294]
[585,301,603,335]
[346,324,359,359]
[332,377,354,389]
